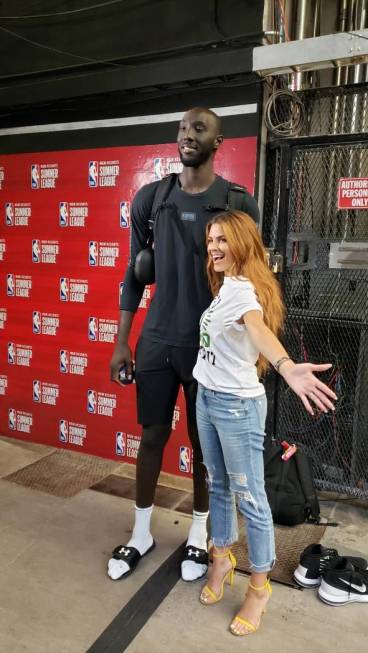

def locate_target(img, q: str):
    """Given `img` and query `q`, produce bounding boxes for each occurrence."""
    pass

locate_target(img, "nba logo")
[59,419,68,443]
[59,202,68,227]
[88,316,98,341]
[87,389,97,414]
[60,277,69,302]
[5,202,14,225]
[33,380,41,403]
[60,350,69,373]
[8,408,16,430]
[120,201,130,228]
[7,342,15,364]
[89,241,98,266]
[6,273,14,296]
[32,239,40,263]
[89,161,98,187]
[154,158,165,180]
[179,446,191,473]
[33,311,41,334]
[31,164,40,189]
[116,432,126,456]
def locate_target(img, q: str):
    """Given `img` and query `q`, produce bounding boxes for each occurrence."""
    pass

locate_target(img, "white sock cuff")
[192,510,209,520]
[135,505,154,513]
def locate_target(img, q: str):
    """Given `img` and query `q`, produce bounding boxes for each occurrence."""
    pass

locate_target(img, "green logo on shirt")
[200,332,210,347]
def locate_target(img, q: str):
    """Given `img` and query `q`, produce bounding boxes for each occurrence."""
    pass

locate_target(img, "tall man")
[108,107,259,582]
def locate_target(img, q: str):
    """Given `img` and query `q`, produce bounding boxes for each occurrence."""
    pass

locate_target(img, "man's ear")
[214,134,224,150]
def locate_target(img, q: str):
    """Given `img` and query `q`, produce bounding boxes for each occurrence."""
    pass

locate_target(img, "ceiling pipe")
[293,0,319,89]
[351,0,368,83]
[334,0,351,85]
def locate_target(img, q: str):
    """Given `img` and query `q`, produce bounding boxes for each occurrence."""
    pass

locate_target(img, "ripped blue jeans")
[196,383,275,573]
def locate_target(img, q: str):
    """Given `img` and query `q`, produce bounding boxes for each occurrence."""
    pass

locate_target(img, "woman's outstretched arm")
[242,310,337,416]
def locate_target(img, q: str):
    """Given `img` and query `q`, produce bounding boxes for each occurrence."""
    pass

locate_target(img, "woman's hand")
[242,311,338,415]
[279,361,337,415]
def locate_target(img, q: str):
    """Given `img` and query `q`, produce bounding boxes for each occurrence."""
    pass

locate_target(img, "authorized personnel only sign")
[338,177,368,209]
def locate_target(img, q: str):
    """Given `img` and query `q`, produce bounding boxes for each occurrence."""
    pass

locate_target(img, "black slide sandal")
[109,541,156,580]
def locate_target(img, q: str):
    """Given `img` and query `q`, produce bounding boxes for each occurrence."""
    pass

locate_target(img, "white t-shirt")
[193,276,265,397]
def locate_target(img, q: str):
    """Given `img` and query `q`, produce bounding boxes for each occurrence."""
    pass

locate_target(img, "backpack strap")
[227,183,248,211]
[204,182,248,212]
[294,451,320,522]
[149,173,178,232]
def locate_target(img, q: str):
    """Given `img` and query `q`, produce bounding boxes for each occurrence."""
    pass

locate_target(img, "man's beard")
[179,145,214,168]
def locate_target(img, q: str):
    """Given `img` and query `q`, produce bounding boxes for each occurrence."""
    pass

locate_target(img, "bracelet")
[274,356,292,372]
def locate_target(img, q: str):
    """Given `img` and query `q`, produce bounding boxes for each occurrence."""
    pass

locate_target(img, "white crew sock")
[128,504,154,552]
[181,510,209,582]
[108,505,154,580]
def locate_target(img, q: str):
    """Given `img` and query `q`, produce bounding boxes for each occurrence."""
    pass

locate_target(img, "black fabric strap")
[227,183,248,211]
[147,176,248,250]
[182,545,209,565]
[150,172,178,220]
[204,183,248,213]
[111,545,141,564]
[295,451,320,521]
[147,173,178,242]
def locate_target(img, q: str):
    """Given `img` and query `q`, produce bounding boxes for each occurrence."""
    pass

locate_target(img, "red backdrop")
[0,137,257,477]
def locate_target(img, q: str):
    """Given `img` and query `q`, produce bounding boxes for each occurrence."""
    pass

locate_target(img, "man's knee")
[140,423,172,453]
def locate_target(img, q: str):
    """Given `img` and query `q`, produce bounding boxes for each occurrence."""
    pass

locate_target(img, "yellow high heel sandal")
[230,578,272,636]
[199,549,236,605]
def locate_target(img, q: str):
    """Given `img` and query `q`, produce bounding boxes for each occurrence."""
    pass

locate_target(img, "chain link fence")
[289,144,368,241]
[277,274,368,497]
[263,85,368,497]
[302,83,368,137]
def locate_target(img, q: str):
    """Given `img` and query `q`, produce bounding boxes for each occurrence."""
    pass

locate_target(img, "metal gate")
[263,134,368,498]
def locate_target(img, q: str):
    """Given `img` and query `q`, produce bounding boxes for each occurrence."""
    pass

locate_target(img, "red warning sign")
[338,177,368,209]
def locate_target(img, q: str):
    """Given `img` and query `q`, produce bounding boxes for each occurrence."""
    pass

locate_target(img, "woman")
[192,211,336,636]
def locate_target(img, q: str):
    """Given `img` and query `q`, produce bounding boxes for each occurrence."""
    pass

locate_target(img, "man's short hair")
[184,107,222,134]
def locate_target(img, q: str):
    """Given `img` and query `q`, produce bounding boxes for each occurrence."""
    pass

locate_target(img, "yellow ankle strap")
[213,549,232,559]
[249,578,271,592]
[213,550,236,566]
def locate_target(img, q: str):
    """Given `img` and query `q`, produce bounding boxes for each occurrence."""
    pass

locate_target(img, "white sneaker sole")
[318,583,368,605]
[293,565,320,588]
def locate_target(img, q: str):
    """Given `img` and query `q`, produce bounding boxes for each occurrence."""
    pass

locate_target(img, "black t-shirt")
[120,175,259,347]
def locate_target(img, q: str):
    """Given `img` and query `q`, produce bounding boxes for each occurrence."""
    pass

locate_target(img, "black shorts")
[135,336,198,426]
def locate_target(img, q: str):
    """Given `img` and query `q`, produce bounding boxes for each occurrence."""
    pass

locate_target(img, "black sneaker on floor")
[293,544,368,588]
[318,557,368,605]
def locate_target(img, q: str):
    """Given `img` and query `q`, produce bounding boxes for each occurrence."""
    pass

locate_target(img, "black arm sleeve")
[119,181,159,312]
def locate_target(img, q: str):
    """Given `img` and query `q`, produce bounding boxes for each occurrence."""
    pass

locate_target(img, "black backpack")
[134,173,248,285]
[264,443,320,526]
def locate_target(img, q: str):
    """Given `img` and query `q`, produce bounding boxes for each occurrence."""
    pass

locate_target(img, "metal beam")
[0,46,253,108]
[253,29,368,76]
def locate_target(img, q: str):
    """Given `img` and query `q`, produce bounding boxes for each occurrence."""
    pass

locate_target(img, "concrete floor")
[0,436,367,653]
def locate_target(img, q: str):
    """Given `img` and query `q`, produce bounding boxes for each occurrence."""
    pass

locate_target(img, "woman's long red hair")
[206,211,285,375]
